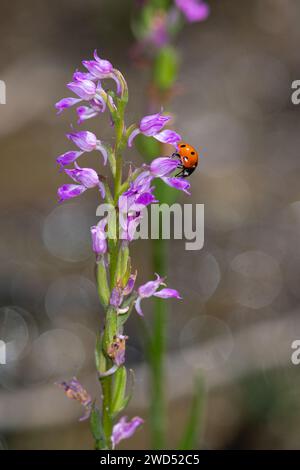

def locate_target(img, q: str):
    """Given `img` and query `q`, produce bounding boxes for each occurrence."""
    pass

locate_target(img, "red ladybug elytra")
[171,142,198,178]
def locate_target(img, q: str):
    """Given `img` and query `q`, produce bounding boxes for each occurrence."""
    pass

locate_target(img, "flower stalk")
[55,50,188,449]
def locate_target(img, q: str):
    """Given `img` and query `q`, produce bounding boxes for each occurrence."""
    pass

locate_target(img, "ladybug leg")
[171,152,180,159]
[174,169,185,177]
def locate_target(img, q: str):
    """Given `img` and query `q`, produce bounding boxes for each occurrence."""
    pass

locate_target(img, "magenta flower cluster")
[55,50,190,449]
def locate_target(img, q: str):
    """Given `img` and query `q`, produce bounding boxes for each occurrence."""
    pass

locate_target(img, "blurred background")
[1,0,300,450]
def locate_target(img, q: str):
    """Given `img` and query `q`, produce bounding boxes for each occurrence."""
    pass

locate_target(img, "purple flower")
[140,112,171,135]
[82,50,114,76]
[91,217,107,255]
[64,164,99,188]
[55,97,82,115]
[58,164,105,202]
[82,50,121,95]
[135,273,182,316]
[67,79,97,101]
[128,112,181,147]
[57,184,87,202]
[150,156,179,177]
[67,131,107,164]
[65,163,105,198]
[118,171,157,241]
[175,0,210,23]
[57,377,92,422]
[56,150,83,169]
[111,416,144,449]
[150,157,191,194]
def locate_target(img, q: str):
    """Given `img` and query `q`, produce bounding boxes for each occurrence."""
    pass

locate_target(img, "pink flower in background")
[175,0,210,23]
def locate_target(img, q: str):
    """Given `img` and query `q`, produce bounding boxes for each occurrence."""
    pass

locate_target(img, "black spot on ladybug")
[180,144,186,147]
[191,151,195,155]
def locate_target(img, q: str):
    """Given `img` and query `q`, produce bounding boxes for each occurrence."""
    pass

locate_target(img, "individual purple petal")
[76,105,100,124]
[64,165,99,188]
[135,297,144,316]
[127,214,143,241]
[95,141,108,165]
[90,217,107,254]
[67,79,96,100]
[140,112,171,136]
[153,288,182,299]
[131,191,157,210]
[55,97,82,115]
[56,150,83,168]
[138,273,164,298]
[128,128,141,147]
[111,416,144,449]
[67,131,97,152]
[161,176,191,194]
[175,0,210,22]
[57,184,87,202]
[150,157,179,177]
[73,70,95,81]
[154,129,182,145]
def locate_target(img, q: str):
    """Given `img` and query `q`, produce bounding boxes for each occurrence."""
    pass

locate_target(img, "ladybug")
[171,142,198,177]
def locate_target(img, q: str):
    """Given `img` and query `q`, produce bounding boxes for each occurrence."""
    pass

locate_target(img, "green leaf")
[90,405,106,449]
[111,366,127,418]
[95,334,106,374]
[135,134,161,162]
[178,376,205,450]
[153,46,179,91]
[96,260,110,307]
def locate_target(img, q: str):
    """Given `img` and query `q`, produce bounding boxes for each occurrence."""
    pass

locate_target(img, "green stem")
[149,237,168,449]
[95,72,129,449]
[101,374,113,448]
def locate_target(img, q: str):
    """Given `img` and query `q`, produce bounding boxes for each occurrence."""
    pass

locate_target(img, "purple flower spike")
[135,273,182,316]
[150,157,179,177]
[56,377,92,422]
[91,217,107,255]
[175,0,210,23]
[57,184,87,202]
[55,97,82,115]
[67,79,97,100]
[56,150,83,168]
[111,416,144,449]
